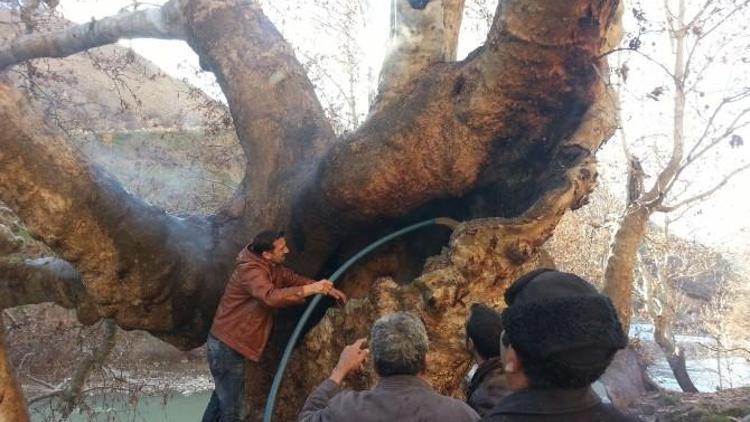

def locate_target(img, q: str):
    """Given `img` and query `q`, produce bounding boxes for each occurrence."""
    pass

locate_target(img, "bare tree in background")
[700,268,748,390]
[602,0,750,340]
[634,213,727,393]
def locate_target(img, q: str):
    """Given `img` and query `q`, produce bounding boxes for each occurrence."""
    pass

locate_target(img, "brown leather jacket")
[210,247,314,362]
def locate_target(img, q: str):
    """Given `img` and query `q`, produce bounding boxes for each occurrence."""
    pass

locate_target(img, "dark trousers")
[202,334,247,422]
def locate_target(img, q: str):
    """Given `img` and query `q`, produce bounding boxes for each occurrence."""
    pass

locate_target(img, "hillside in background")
[0,8,225,132]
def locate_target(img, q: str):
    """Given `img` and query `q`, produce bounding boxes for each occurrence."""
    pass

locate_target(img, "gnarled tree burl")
[0,0,622,419]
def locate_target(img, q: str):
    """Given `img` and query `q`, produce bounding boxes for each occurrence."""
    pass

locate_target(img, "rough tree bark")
[0,0,622,418]
[372,0,466,113]
[0,314,30,422]
[0,258,83,311]
[603,204,650,331]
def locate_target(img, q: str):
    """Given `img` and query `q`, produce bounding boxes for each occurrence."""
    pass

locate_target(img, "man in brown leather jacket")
[202,230,346,422]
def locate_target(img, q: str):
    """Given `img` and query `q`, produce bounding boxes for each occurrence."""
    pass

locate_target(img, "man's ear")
[503,346,522,374]
[261,251,272,260]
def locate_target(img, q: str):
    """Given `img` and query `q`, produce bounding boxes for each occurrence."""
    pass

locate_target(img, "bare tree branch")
[0,257,84,310]
[0,0,188,70]
[0,83,215,341]
[57,319,117,418]
[27,385,134,406]
[371,0,466,114]
[684,0,713,30]
[657,162,750,212]
[599,48,677,83]
[686,90,750,162]
[698,343,750,356]
[659,106,750,199]
[26,374,59,391]
[683,0,750,82]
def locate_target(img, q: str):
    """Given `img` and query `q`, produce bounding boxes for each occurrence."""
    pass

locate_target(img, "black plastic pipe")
[262,217,459,422]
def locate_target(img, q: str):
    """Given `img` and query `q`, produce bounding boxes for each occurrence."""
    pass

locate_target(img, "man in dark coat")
[481,269,641,422]
[298,312,480,422]
[465,303,511,416]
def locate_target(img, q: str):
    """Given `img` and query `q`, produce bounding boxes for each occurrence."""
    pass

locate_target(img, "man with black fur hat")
[481,269,641,421]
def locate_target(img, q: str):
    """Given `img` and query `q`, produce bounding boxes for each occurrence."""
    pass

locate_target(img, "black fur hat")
[501,269,628,389]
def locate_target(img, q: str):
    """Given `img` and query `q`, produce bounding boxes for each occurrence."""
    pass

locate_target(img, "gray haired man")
[298,312,480,422]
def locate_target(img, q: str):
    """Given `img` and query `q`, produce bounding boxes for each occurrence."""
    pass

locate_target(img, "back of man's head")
[501,269,628,389]
[371,312,429,377]
[466,303,503,360]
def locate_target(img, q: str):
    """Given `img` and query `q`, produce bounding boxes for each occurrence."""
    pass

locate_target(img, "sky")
[54,0,750,264]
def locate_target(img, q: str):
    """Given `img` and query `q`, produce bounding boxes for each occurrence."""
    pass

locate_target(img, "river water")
[630,323,750,392]
[30,390,212,421]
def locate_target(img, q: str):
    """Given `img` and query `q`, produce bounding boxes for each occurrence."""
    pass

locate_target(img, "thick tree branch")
[637,0,687,209]
[178,1,342,279]
[185,0,334,208]
[0,0,188,70]
[372,0,466,114]
[0,257,84,310]
[0,84,215,346]
[314,0,621,222]
[603,205,650,331]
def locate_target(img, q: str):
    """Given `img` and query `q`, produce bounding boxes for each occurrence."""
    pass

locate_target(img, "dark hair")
[249,230,285,255]
[466,303,503,360]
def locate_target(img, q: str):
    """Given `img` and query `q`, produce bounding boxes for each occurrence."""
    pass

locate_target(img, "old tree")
[0,0,623,419]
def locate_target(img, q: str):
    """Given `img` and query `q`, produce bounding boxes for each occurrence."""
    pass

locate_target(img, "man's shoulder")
[598,403,643,421]
[427,389,480,419]
[326,385,477,418]
[231,260,270,281]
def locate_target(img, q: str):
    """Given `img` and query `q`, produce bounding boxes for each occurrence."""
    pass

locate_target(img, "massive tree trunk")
[0,0,622,418]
